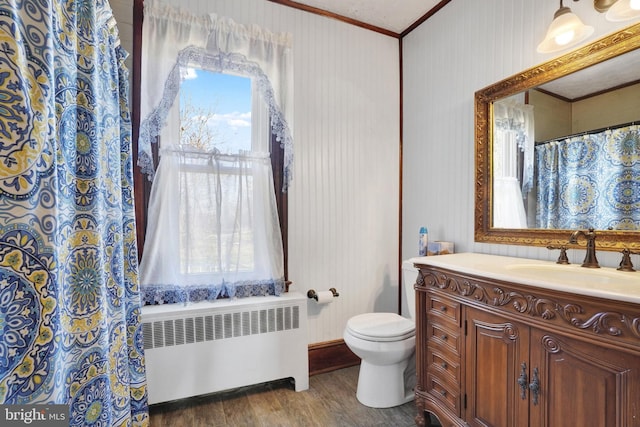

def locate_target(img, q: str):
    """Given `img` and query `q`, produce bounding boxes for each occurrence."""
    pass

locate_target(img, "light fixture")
[537,0,595,53]
[594,0,619,12]
[605,0,640,21]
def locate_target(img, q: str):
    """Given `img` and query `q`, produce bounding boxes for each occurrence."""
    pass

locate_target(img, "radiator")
[141,292,309,404]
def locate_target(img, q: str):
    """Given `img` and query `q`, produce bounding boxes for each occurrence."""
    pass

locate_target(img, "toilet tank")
[401,259,419,320]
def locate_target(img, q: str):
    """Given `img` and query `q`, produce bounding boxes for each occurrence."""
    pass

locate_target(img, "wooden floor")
[149,365,440,426]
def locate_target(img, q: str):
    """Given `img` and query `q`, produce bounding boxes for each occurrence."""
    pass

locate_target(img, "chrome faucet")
[568,228,600,268]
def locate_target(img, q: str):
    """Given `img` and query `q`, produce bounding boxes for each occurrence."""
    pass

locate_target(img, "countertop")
[411,252,640,304]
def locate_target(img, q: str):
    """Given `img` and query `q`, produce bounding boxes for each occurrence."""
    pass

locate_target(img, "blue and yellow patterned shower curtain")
[536,125,640,230]
[0,1,148,425]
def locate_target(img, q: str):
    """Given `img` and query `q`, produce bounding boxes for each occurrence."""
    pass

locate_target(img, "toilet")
[343,260,419,408]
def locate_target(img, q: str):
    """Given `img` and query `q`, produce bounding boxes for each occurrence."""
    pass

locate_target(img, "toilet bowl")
[343,261,419,408]
[344,313,416,408]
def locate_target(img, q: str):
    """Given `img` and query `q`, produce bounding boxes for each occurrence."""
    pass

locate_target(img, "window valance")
[139,0,294,190]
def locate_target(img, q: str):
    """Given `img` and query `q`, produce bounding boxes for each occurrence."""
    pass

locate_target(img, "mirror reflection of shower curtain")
[493,100,535,228]
[535,125,640,230]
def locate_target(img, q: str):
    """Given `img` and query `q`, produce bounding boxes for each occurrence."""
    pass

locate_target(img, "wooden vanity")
[413,253,640,427]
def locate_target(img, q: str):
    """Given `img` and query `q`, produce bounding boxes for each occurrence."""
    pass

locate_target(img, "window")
[178,70,255,275]
[138,66,285,304]
[179,70,253,153]
[136,4,294,305]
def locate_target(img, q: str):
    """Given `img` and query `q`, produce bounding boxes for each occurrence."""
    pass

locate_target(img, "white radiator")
[141,292,309,404]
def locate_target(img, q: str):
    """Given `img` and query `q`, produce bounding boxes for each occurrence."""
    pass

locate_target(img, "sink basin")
[412,253,640,304]
[504,263,632,286]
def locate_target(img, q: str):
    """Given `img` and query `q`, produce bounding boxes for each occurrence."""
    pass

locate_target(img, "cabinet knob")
[440,306,447,312]
[440,390,447,397]
[441,334,448,340]
[529,367,540,406]
[517,362,528,400]
[441,362,448,369]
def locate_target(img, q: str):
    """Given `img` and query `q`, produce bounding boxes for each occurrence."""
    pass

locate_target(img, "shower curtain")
[536,125,640,230]
[0,1,148,425]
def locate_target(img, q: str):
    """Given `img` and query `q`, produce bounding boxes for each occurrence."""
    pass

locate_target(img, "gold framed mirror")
[475,22,640,251]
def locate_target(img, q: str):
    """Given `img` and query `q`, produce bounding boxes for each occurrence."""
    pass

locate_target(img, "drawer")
[428,294,460,326]
[427,346,460,385]
[426,372,461,415]
[427,321,461,355]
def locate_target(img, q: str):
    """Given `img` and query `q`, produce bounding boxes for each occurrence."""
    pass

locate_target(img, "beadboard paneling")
[115,0,400,344]
[111,0,635,348]
[402,0,635,268]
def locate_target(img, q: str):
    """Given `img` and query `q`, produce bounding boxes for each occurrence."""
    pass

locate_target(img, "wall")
[402,0,636,269]
[112,0,400,345]
[110,0,134,79]
[573,83,640,132]
[111,0,636,346]
[529,90,572,142]
[531,83,640,142]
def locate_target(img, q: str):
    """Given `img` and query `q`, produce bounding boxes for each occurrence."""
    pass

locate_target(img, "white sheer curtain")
[138,0,291,304]
[138,0,294,187]
[492,98,535,228]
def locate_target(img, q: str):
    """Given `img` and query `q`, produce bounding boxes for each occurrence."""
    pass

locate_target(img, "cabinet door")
[465,308,530,427]
[529,329,640,427]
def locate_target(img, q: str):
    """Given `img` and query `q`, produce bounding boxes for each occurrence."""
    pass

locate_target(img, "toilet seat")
[346,313,415,342]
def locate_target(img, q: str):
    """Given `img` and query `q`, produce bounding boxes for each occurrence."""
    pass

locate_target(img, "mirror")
[475,22,640,251]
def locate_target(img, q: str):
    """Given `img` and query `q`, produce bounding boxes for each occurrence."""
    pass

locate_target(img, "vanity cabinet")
[414,262,640,427]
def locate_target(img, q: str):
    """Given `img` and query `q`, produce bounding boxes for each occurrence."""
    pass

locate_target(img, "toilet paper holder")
[307,288,339,300]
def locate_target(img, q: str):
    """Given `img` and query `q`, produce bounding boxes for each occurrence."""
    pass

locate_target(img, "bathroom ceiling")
[537,48,640,101]
[286,0,639,100]
[288,0,444,34]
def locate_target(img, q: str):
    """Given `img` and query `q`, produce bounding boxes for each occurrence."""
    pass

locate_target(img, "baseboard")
[308,339,360,376]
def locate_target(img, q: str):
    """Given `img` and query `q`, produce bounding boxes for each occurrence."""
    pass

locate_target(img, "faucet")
[568,228,600,268]
[546,245,570,264]
[618,248,640,272]
[618,249,635,272]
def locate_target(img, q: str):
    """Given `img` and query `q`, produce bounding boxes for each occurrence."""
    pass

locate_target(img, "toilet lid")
[346,313,415,342]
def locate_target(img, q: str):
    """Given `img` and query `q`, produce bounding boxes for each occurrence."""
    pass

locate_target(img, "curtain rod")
[535,120,638,146]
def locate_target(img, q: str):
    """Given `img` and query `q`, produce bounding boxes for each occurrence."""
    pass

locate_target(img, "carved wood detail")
[541,334,561,354]
[418,269,640,342]
[474,22,640,251]
[415,263,640,427]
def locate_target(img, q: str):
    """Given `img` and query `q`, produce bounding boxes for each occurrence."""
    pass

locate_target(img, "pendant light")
[605,0,640,21]
[537,0,594,53]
